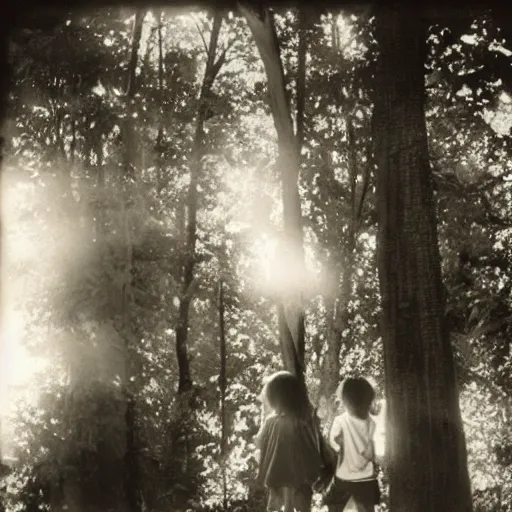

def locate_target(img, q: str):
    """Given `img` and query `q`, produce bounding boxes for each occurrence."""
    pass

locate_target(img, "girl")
[326,377,380,512]
[255,371,323,512]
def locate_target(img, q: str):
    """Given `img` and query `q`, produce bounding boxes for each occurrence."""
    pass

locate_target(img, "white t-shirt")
[329,411,376,481]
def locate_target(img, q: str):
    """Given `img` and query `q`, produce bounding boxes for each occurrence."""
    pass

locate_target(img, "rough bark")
[175,9,225,394]
[0,20,8,509]
[240,4,306,386]
[373,3,472,511]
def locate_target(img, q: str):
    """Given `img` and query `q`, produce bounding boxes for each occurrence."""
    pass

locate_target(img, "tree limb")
[195,22,209,55]
[356,141,372,222]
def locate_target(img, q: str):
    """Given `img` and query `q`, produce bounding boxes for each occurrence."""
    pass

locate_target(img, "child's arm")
[360,440,375,461]
[329,416,344,453]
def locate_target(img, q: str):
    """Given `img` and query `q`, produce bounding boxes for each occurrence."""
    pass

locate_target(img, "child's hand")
[360,441,374,462]
[333,433,343,451]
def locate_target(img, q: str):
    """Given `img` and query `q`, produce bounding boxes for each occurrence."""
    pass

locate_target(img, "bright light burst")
[251,234,279,283]
[250,234,311,299]
[0,305,48,459]
[1,174,55,460]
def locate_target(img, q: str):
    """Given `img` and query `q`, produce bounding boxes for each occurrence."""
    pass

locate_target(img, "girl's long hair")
[263,371,310,419]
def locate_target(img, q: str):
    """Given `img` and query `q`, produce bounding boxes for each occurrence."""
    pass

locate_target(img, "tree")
[0,16,9,511]
[372,3,473,511]
[175,9,228,394]
[120,9,147,511]
[240,4,307,389]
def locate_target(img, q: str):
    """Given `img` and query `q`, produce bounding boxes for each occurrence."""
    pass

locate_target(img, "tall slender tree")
[240,5,307,390]
[372,3,473,511]
[318,111,372,426]
[175,9,229,394]
[121,9,146,511]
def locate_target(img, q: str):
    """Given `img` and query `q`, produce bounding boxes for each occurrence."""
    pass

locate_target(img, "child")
[255,371,323,512]
[327,377,380,512]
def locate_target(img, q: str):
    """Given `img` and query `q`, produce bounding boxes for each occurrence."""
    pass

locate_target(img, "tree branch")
[477,169,512,193]
[126,9,147,97]
[356,141,372,222]
[200,10,224,95]
[194,19,209,55]
[347,115,358,218]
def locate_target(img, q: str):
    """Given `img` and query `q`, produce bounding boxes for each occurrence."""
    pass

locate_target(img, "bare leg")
[343,497,359,511]
[282,488,294,512]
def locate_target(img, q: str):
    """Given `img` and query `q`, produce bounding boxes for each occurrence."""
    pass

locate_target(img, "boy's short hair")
[340,377,375,420]
[263,371,309,418]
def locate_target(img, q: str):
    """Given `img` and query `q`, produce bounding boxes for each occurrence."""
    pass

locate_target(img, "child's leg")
[328,496,372,512]
[267,486,312,512]
[349,479,378,512]
[343,497,359,511]
[326,480,352,512]
[353,498,375,512]
[291,485,312,512]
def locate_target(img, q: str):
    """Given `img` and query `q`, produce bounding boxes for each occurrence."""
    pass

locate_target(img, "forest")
[0,2,511,511]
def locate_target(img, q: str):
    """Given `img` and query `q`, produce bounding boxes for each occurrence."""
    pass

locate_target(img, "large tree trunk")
[175,9,226,394]
[373,4,473,511]
[0,23,8,509]
[240,4,307,388]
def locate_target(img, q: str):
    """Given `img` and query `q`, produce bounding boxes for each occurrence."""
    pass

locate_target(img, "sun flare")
[0,307,47,459]
[252,235,279,283]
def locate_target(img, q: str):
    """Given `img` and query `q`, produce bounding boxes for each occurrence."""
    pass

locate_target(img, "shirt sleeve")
[329,416,343,452]
[256,413,280,450]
